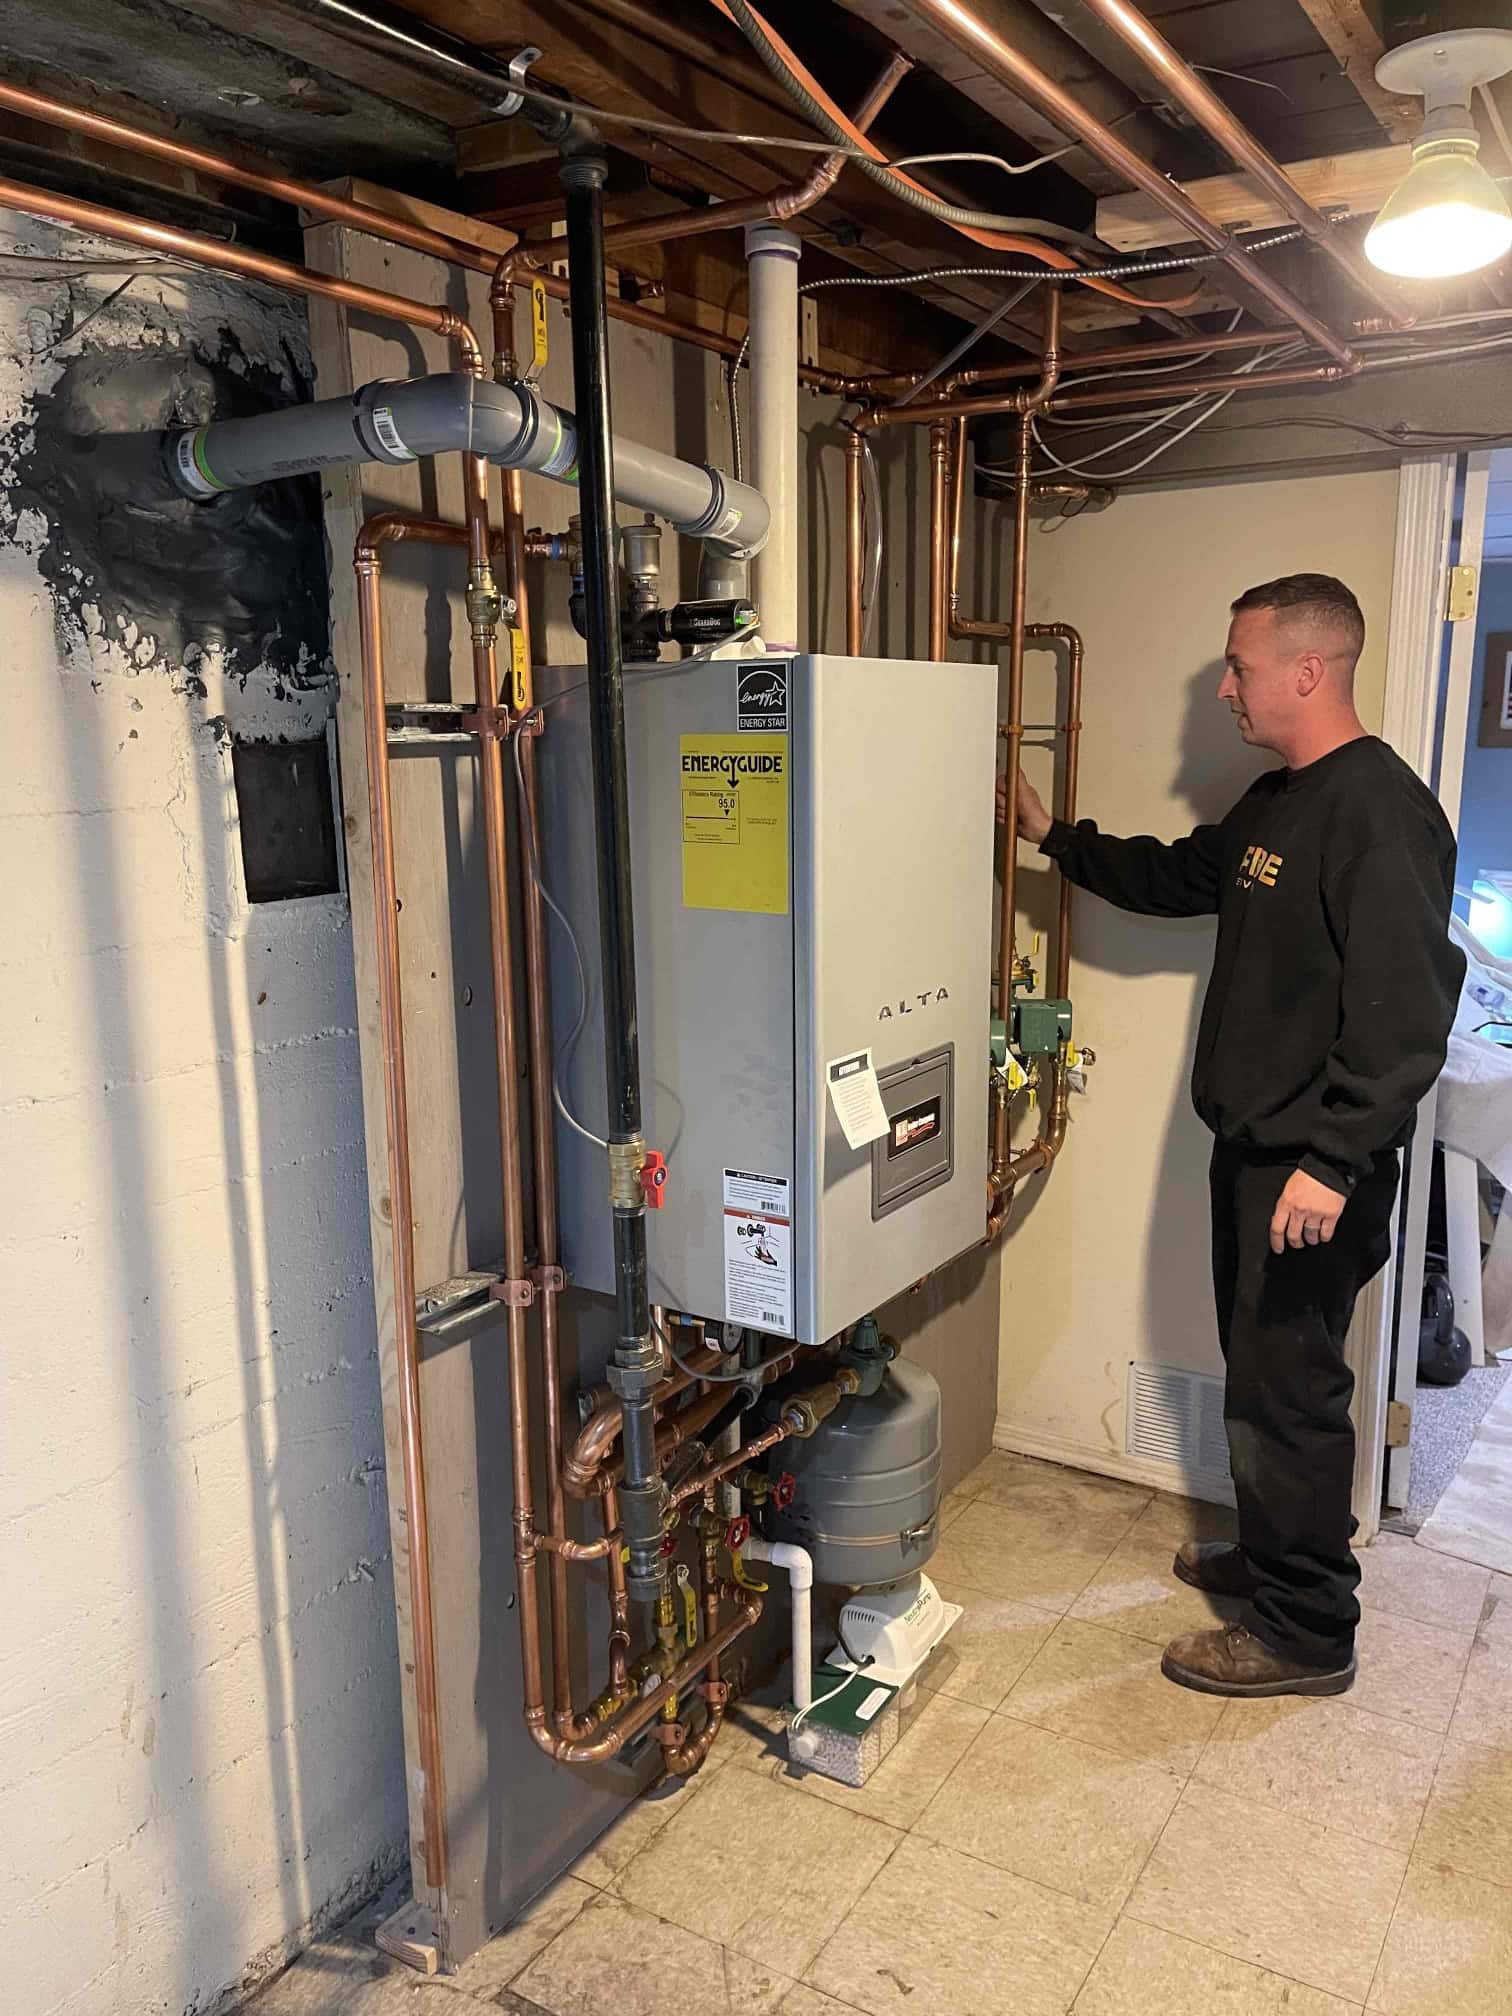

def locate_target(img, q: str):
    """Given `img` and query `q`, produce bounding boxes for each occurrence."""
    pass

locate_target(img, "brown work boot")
[1172,1540,1259,1599]
[1162,1624,1355,1698]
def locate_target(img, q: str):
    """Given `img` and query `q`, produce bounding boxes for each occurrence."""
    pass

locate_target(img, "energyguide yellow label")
[679,734,789,916]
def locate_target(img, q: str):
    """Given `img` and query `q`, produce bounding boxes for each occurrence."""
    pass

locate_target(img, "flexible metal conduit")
[895,0,1360,366]
[168,372,769,560]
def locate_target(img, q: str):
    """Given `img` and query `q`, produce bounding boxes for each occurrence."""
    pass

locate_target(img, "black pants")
[1210,1142,1400,1667]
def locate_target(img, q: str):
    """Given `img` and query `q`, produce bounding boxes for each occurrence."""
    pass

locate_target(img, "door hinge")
[1447,563,1478,622]
[1386,1399,1412,1448]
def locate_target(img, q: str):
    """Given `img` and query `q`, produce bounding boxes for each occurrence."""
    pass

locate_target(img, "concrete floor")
[244,1452,1512,2016]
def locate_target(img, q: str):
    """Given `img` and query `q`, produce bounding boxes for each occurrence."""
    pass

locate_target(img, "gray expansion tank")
[770,1359,943,1587]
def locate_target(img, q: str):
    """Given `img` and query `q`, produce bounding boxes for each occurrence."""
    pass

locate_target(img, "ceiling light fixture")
[1365,28,1512,280]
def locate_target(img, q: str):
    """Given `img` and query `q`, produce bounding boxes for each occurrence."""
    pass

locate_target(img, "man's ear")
[1295,650,1326,697]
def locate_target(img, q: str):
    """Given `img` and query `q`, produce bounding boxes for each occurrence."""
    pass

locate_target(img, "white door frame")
[1352,451,1489,1535]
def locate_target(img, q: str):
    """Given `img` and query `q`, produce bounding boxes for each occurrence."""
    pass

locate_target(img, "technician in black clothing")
[1009,574,1464,1699]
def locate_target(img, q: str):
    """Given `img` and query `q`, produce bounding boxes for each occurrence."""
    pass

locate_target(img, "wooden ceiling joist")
[1290,0,1417,144]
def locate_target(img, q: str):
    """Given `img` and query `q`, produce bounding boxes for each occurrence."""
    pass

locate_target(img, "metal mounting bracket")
[498,46,542,119]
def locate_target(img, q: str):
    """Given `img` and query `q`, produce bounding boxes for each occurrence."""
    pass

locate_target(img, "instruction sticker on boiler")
[680,734,789,915]
[722,1168,793,1336]
[825,1048,890,1150]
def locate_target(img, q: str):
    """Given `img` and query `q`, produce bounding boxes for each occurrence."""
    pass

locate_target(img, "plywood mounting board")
[301,219,641,1968]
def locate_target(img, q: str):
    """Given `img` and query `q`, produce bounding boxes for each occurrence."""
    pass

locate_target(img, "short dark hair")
[1230,573,1365,662]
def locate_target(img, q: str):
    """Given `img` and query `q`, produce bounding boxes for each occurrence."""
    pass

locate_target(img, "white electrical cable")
[859,433,884,652]
[789,1663,863,1731]
[1027,340,1308,481]
[889,110,1147,179]
[510,718,609,1151]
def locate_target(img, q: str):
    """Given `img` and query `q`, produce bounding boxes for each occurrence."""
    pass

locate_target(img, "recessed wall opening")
[230,731,341,904]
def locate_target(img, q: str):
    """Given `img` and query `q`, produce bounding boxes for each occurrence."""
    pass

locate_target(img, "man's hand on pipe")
[1269,1168,1348,1253]
[997,766,1053,844]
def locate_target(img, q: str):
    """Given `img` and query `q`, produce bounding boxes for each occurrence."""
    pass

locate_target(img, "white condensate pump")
[832,1573,961,1690]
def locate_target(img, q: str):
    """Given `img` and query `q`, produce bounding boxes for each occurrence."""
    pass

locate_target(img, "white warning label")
[722,1168,793,1336]
[371,404,415,461]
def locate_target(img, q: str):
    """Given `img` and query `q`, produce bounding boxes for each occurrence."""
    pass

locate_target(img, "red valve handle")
[640,1151,668,1209]
[659,1529,679,1558]
[724,1515,751,1553]
[770,1473,797,1512]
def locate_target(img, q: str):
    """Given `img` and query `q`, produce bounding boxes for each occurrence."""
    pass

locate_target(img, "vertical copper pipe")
[992,407,1033,1184]
[928,418,951,662]
[353,540,449,1901]
[488,272,591,1735]
[845,425,865,654]
[601,1483,632,1694]
[946,415,968,636]
[1023,623,1083,998]
[660,1506,729,1775]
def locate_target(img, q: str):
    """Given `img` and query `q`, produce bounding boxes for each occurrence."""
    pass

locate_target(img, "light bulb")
[1365,133,1512,279]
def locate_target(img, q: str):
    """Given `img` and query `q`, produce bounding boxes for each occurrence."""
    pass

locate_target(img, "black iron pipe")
[560,145,667,1606]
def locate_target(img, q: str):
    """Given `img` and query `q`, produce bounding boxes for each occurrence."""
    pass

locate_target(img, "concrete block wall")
[0,203,1008,2004]
[0,219,405,2016]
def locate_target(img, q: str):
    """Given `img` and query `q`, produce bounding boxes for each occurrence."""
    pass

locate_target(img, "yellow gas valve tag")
[1003,1054,1028,1095]
[675,1563,698,1647]
[509,625,531,712]
[530,278,549,372]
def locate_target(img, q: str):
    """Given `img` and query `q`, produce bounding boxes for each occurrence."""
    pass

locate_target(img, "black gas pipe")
[560,141,669,1606]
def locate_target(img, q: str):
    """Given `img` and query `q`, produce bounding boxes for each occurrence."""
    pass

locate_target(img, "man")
[1009,574,1464,1698]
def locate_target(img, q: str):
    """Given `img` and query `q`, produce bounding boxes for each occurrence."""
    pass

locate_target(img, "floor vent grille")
[1126,1362,1232,1482]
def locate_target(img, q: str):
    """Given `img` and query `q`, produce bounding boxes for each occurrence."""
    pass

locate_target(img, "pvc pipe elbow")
[743,1534,813,1591]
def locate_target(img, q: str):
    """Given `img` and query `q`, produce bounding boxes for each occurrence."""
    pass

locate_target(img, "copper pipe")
[0,78,496,272]
[993,409,1033,1187]
[669,1418,792,1507]
[353,530,448,1899]
[533,1589,763,1767]
[868,312,1512,408]
[985,625,1083,1230]
[496,246,856,392]
[0,171,480,367]
[563,1344,728,1495]
[1075,0,1405,324]
[898,0,1358,367]
[601,53,910,255]
[534,1527,623,1561]
[0,77,865,393]
[660,1515,731,1776]
[1024,623,1083,1000]
[1049,361,1346,412]
[928,418,951,662]
[354,508,681,1762]
[866,325,1305,401]
[576,1382,739,1499]
[487,270,591,1736]
[601,1483,632,1694]
[844,426,865,654]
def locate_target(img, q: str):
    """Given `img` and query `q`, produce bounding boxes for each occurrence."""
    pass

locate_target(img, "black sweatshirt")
[1040,736,1465,1194]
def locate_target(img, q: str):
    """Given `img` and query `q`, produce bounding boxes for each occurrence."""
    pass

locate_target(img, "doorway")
[1360,450,1512,1554]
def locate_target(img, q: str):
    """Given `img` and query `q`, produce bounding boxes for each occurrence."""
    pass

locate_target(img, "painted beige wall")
[995,467,1401,1485]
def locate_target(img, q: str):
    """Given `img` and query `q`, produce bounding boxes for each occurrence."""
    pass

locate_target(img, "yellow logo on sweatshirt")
[1238,844,1283,890]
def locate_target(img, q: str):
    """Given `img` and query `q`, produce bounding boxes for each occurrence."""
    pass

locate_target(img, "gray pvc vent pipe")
[167,373,770,561]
